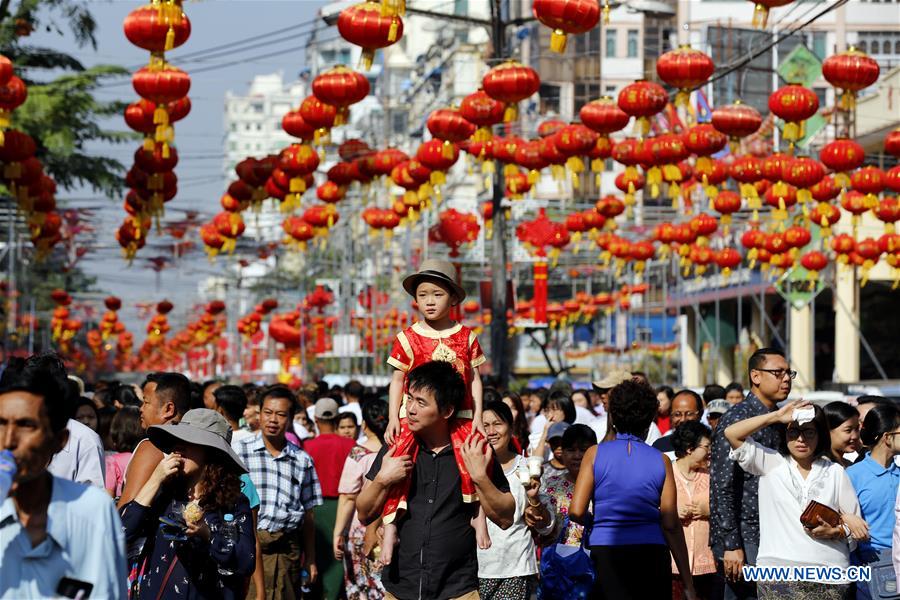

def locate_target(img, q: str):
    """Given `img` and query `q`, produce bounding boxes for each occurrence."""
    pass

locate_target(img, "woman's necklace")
[676,460,697,481]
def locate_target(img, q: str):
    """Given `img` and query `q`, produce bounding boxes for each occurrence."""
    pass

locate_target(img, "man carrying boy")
[357,361,514,600]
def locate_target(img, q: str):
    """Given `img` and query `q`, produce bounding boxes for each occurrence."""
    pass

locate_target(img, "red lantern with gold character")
[712,100,762,146]
[123,3,191,53]
[617,80,667,135]
[459,89,504,141]
[768,85,818,145]
[820,138,864,188]
[822,48,880,110]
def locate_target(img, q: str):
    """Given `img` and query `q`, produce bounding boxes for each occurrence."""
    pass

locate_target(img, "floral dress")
[121,494,256,600]
[543,473,584,546]
[337,445,385,600]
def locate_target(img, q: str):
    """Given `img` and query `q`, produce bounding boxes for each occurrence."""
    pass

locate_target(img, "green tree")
[1,0,134,196]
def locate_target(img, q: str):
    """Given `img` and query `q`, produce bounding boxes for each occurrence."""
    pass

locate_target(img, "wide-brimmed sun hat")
[149,408,248,474]
[402,259,466,301]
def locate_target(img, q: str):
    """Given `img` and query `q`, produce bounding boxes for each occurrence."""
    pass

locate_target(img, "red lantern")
[532,0,600,53]
[784,225,811,249]
[768,85,819,144]
[459,89,504,141]
[300,95,337,143]
[875,197,900,234]
[430,208,480,257]
[580,96,630,135]
[312,66,370,125]
[427,108,477,154]
[885,129,900,158]
[715,248,743,276]
[482,61,541,122]
[809,202,841,236]
[617,80,668,134]
[712,100,763,142]
[316,181,345,204]
[132,65,191,105]
[372,147,408,177]
[123,4,191,52]
[283,216,315,248]
[282,110,314,141]
[887,166,900,194]
[800,250,829,282]
[851,166,885,209]
[656,46,715,106]
[822,48,880,109]
[782,156,825,204]
[713,190,742,232]
[337,1,404,70]
[820,138,865,187]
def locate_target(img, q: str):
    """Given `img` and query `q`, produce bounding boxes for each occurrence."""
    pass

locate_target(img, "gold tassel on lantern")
[550,29,568,53]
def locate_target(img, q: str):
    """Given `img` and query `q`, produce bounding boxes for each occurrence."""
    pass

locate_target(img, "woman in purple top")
[570,380,698,600]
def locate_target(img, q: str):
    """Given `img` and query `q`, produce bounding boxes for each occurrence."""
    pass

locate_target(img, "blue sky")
[29,0,329,332]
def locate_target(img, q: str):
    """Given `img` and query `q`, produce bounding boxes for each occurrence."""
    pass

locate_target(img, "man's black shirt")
[366,442,510,600]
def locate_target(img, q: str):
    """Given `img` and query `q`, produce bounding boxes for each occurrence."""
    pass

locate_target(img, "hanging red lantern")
[768,84,818,144]
[459,89,504,141]
[283,216,315,249]
[887,166,900,194]
[316,181,345,204]
[282,109,315,141]
[617,80,668,134]
[580,96,629,137]
[781,156,825,204]
[337,1,404,71]
[875,197,900,234]
[851,166,885,209]
[482,61,541,122]
[372,147,408,177]
[715,248,743,277]
[132,65,191,105]
[784,225,812,249]
[885,128,900,158]
[532,0,600,53]
[427,108,476,159]
[821,138,865,188]
[537,119,566,138]
[822,47,880,110]
[123,3,191,52]
[809,202,841,237]
[713,190,742,233]
[811,176,840,203]
[800,250,829,284]
[712,100,763,145]
[312,66,370,125]
[841,190,869,234]
[300,95,337,143]
[656,46,715,107]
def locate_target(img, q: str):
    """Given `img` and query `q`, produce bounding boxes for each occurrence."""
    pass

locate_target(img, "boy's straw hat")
[402,259,466,301]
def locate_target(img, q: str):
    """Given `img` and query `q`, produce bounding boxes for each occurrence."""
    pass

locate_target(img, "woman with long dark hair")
[333,399,390,599]
[501,391,530,453]
[120,409,256,599]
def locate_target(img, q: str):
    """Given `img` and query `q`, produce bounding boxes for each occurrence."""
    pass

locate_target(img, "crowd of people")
[2,258,900,600]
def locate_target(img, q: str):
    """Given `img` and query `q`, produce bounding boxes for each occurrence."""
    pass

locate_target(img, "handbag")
[537,516,595,600]
[799,499,841,529]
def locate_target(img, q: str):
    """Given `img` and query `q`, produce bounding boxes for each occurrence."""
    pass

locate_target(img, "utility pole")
[489,0,512,387]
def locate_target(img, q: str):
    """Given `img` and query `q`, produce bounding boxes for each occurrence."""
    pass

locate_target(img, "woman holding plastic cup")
[477,400,553,600]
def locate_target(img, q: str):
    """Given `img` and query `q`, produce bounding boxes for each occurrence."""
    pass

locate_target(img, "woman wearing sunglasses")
[725,401,864,600]
[121,409,256,599]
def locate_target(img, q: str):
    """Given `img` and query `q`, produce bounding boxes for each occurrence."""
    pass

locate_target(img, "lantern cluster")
[120,0,193,258]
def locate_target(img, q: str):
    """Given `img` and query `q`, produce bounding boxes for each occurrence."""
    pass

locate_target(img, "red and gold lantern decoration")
[532,0,601,53]
[822,48,880,110]
[712,100,762,150]
[482,61,541,122]
[851,166,884,209]
[337,1,404,70]
[768,84,819,147]
[459,89,504,142]
[656,46,715,108]
[311,66,370,126]
[516,209,570,322]
[617,79,668,135]
[820,138,864,188]
[427,107,476,159]
[715,247,743,277]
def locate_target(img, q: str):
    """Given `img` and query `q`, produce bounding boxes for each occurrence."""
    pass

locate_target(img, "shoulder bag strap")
[154,556,179,600]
